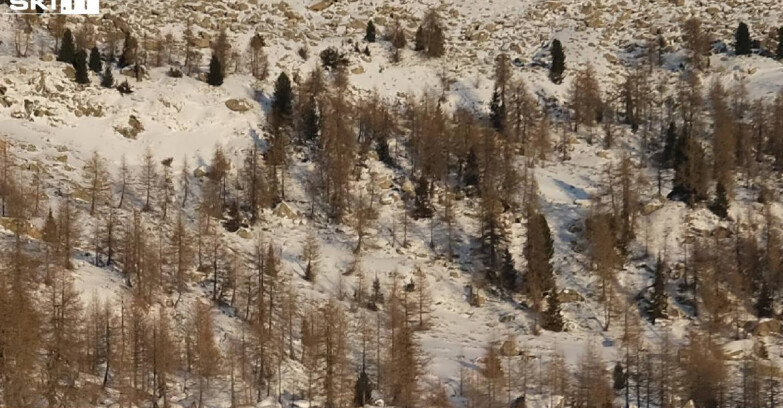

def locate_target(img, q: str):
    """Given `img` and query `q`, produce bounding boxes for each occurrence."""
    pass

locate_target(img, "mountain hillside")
[1,1,783,408]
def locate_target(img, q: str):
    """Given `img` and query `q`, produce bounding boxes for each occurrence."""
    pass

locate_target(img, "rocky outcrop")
[225,98,253,112]
[115,115,145,139]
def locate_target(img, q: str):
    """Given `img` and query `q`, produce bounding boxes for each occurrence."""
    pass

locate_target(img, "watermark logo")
[6,0,100,15]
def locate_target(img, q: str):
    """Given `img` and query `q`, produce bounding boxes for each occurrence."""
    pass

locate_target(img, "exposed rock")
[225,98,253,112]
[73,101,104,118]
[63,65,75,80]
[23,99,34,118]
[468,285,485,307]
[308,0,333,11]
[641,201,663,215]
[194,165,209,178]
[501,339,518,356]
[585,12,604,28]
[499,314,515,323]
[744,319,781,336]
[559,289,584,303]
[401,178,415,195]
[121,65,149,80]
[0,218,42,239]
[375,176,393,190]
[711,226,732,239]
[192,32,212,48]
[116,115,145,139]
[273,201,298,219]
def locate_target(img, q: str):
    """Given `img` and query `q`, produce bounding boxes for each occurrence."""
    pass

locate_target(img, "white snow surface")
[1,0,783,407]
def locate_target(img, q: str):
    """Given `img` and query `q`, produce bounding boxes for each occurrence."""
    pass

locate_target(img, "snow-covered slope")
[2,0,783,407]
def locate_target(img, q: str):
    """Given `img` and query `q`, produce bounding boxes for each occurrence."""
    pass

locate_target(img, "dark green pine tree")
[304,260,315,282]
[612,362,627,391]
[670,131,698,204]
[549,39,566,84]
[271,72,293,123]
[756,281,773,318]
[735,22,752,56]
[710,181,730,219]
[74,49,90,85]
[89,46,102,73]
[776,27,783,60]
[353,369,373,407]
[414,26,425,52]
[365,20,376,43]
[117,80,133,95]
[489,89,505,132]
[500,248,517,292]
[463,148,480,189]
[101,65,115,88]
[649,257,669,324]
[413,175,434,219]
[370,275,384,305]
[661,121,677,168]
[58,29,76,64]
[207,54,224,86]
[525,211,555,294]
[672,129,689,171]
[541,289,564,332]
[301,102,320,141]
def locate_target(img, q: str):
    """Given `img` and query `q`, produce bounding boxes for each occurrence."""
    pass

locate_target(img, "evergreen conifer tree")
[500,248,517,292]
[525,212,555,294]
[413,176,434,219]
[612,362,627,391]
[354,369,373,407]
[370,276,384,306]
[489,90,505,132]
[649,257,669,323]
[117,80,133,95]
[710,181,729,219]
[756,281,773,318]
[776,27,783,60]
[118,33,138,68]
[549,39,566,84]
[101,65,115,88]
[415,10,445,58]
[271,72,293,123]
[319,47,349,70]
[58,29,75,64]
[662,122,678,168]
[304,260,315,282]
[74,49,89,85]
[541,290,564,332]
[463,148,480,189]
[735,22,752,55]
[207,54,223,86]
[89,46,102,73]
[365,20,376,43]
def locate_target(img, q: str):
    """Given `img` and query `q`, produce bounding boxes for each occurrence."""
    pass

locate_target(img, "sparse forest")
[1,2,783,408]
